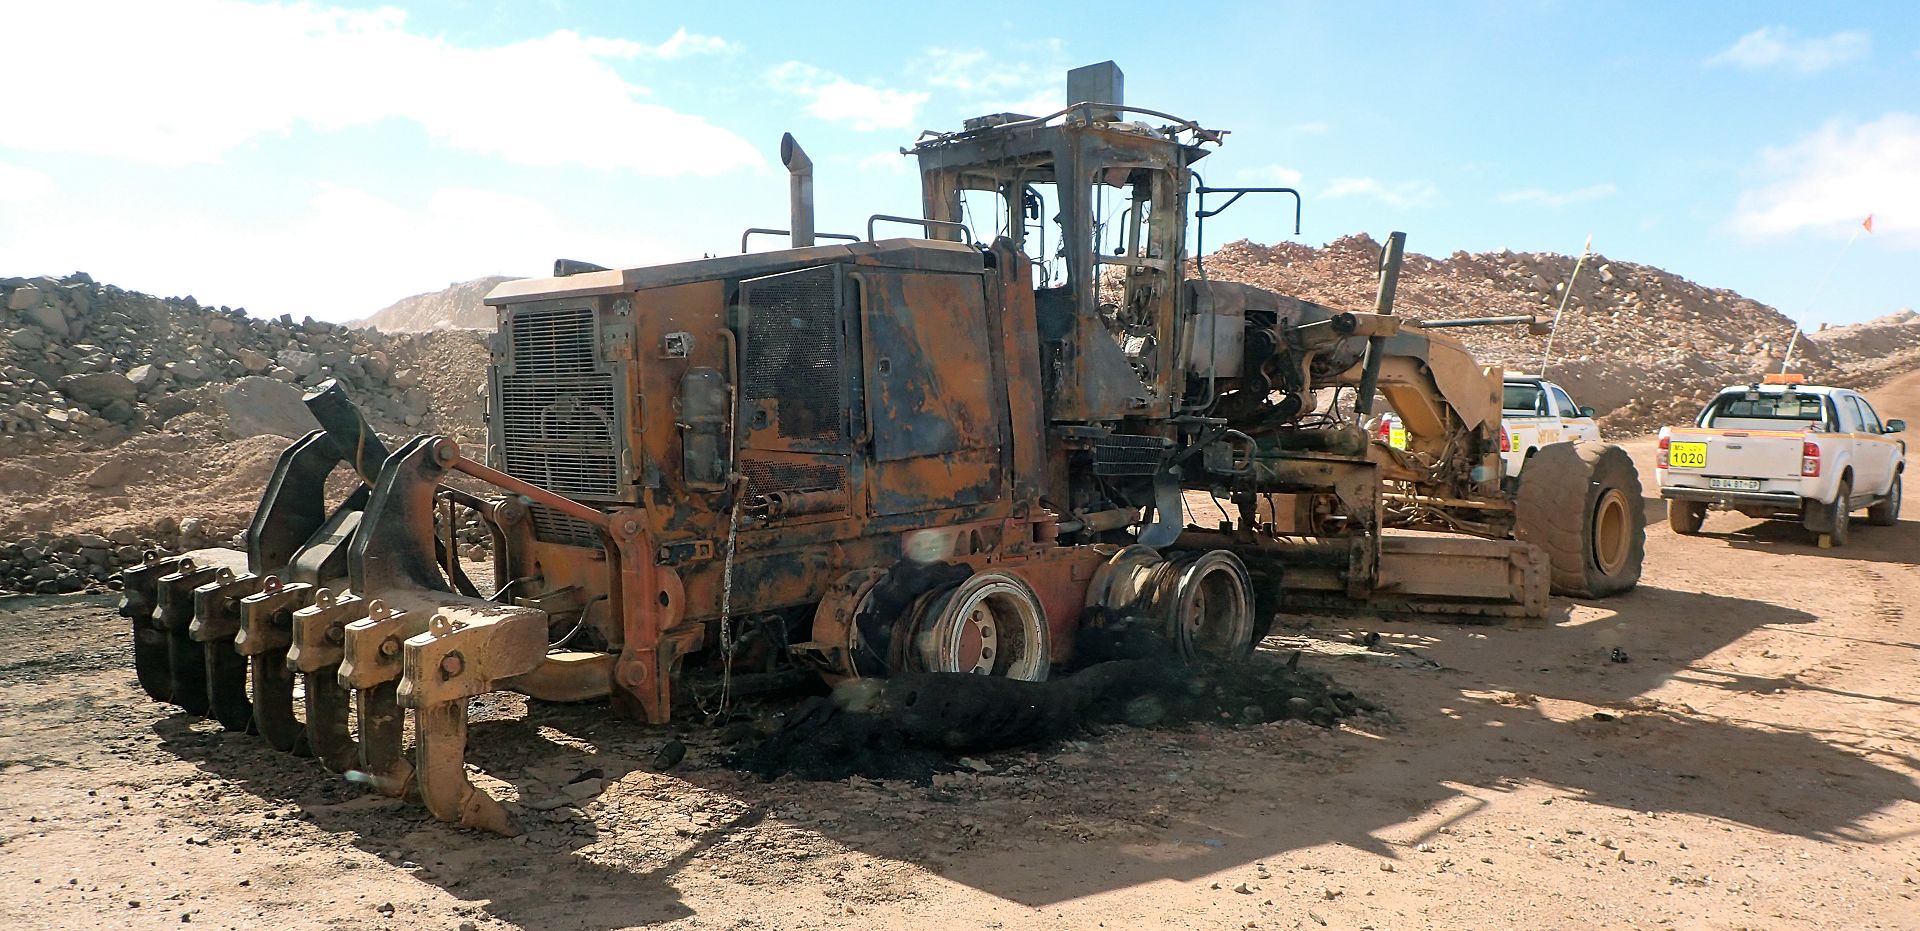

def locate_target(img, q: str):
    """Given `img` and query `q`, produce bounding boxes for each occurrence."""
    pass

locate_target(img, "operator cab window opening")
[957,176,1067,290]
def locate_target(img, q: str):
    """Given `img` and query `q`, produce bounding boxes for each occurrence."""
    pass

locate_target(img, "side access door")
[848,267,1005,517]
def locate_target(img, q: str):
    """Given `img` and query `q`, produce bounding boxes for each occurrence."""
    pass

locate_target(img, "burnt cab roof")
[484,238,985,306]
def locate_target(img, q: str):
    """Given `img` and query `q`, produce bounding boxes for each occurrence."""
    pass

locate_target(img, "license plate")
[1670,441,1707,468]
[1708,477,1761,491]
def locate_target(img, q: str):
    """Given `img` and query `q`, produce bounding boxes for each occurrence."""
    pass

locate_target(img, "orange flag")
[1863,214,1874,234]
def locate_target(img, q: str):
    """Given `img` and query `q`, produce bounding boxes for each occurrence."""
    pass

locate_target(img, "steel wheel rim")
[1593,488,1632,576]
[918,575,1047,680]
[1172,552,1255,661]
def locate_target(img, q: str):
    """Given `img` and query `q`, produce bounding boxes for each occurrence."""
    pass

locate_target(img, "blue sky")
[0,1,1913,326]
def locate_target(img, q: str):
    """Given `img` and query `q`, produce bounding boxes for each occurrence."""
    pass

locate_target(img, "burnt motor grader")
[120,62,1643,834]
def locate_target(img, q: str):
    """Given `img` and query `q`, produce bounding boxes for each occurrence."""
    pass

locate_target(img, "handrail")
[866,214,974,244]
[739,228,859,253]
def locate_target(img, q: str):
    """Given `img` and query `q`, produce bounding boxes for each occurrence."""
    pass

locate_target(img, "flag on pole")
[1863,214,1874,234]
[1582,234,1593,256]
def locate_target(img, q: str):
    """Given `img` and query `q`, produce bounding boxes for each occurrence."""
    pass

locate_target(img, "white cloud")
[0,183,690,320]
[1708,27,1870,74]
[1732,113,1920,248]
[1232,164,1304,186]
[0,162,54,204]
[768,62,929,131]
[653,26,732,60]
[912,44,1069,117]
[1323,177,1441,209]
[1496,183,1618,208]
[0,1,758,175]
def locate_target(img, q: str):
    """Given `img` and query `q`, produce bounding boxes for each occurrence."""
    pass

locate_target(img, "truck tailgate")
[1667,429,1804,481]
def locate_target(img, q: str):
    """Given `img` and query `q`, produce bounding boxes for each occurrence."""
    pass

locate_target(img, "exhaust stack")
[780,133,814,248]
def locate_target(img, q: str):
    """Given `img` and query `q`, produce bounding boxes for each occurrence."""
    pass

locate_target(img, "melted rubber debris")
[731,629,1373,783]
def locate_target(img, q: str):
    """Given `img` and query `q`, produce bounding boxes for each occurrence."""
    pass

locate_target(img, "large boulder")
[219,376,320,438]
[277,348,319,377]
[7,284,43,311]
[25,301,67,335]
[56,371,138,409]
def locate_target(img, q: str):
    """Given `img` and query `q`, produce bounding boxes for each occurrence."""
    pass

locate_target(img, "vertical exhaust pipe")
[780,133,814,248]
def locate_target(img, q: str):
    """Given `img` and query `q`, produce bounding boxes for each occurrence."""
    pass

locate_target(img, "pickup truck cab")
[1376,375,1600,486]
[1657,377,1906,546]
[1499,375,1600,481]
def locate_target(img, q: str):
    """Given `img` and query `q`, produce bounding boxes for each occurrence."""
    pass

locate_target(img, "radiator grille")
[529,505,603,550]
[741,457,849,498]
[742,266,843,442]
[1093,433,1170,477]
[499,305,622,500]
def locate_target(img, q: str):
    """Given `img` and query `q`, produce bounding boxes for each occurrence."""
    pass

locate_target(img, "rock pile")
[0,273,450,442]
[0,272,492,594]
[0,518,228,595]
[1197,235,1880,434]
[1808,309,1920,385]
[352,275,514,333]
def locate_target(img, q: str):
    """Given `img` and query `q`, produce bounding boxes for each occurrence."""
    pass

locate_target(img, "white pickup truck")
[1499,375,1601,482]
[1657,378,1906,546]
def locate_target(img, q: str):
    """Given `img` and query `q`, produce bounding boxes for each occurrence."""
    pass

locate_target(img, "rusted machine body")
[122,62,1642,833]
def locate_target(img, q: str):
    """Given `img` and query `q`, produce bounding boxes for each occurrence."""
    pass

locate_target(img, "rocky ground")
[1,375,1916,928]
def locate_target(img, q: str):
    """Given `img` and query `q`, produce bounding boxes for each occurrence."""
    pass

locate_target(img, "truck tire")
[1868,473,1902,526]
[1667,500,1706,535]
[1515,441,1645,598]
[1808,477,1852,547]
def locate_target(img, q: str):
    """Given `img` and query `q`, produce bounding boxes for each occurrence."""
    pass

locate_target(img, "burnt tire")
[1515,441,1645,598]
[1667,500,1706,535]
[1868,473,1902,526]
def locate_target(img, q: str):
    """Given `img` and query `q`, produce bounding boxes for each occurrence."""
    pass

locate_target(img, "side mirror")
[1579,406,1596,418]
[1886,419,1906,434]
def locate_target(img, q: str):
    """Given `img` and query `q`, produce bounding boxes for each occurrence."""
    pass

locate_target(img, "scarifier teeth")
[238,581,315,756]
[289,592,370,775]
[120,555,185,704]
[191,569,263,732]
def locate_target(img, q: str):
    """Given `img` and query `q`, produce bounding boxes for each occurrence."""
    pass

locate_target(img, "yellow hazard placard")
[1670,441,1707,469]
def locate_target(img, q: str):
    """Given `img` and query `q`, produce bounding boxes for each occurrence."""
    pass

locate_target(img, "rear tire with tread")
[1667,501,1706,535]
[1868,473,1902,526]
[1515,441,1646,598]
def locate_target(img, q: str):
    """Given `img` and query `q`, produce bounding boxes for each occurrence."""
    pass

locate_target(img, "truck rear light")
[1378,418,1392,442]
[1801,440,1821,477]
[1501,430,1512,453]
[1656,435,1669,469]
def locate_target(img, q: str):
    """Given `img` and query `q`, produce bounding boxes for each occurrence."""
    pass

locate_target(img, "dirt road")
[3,373,1917,930]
